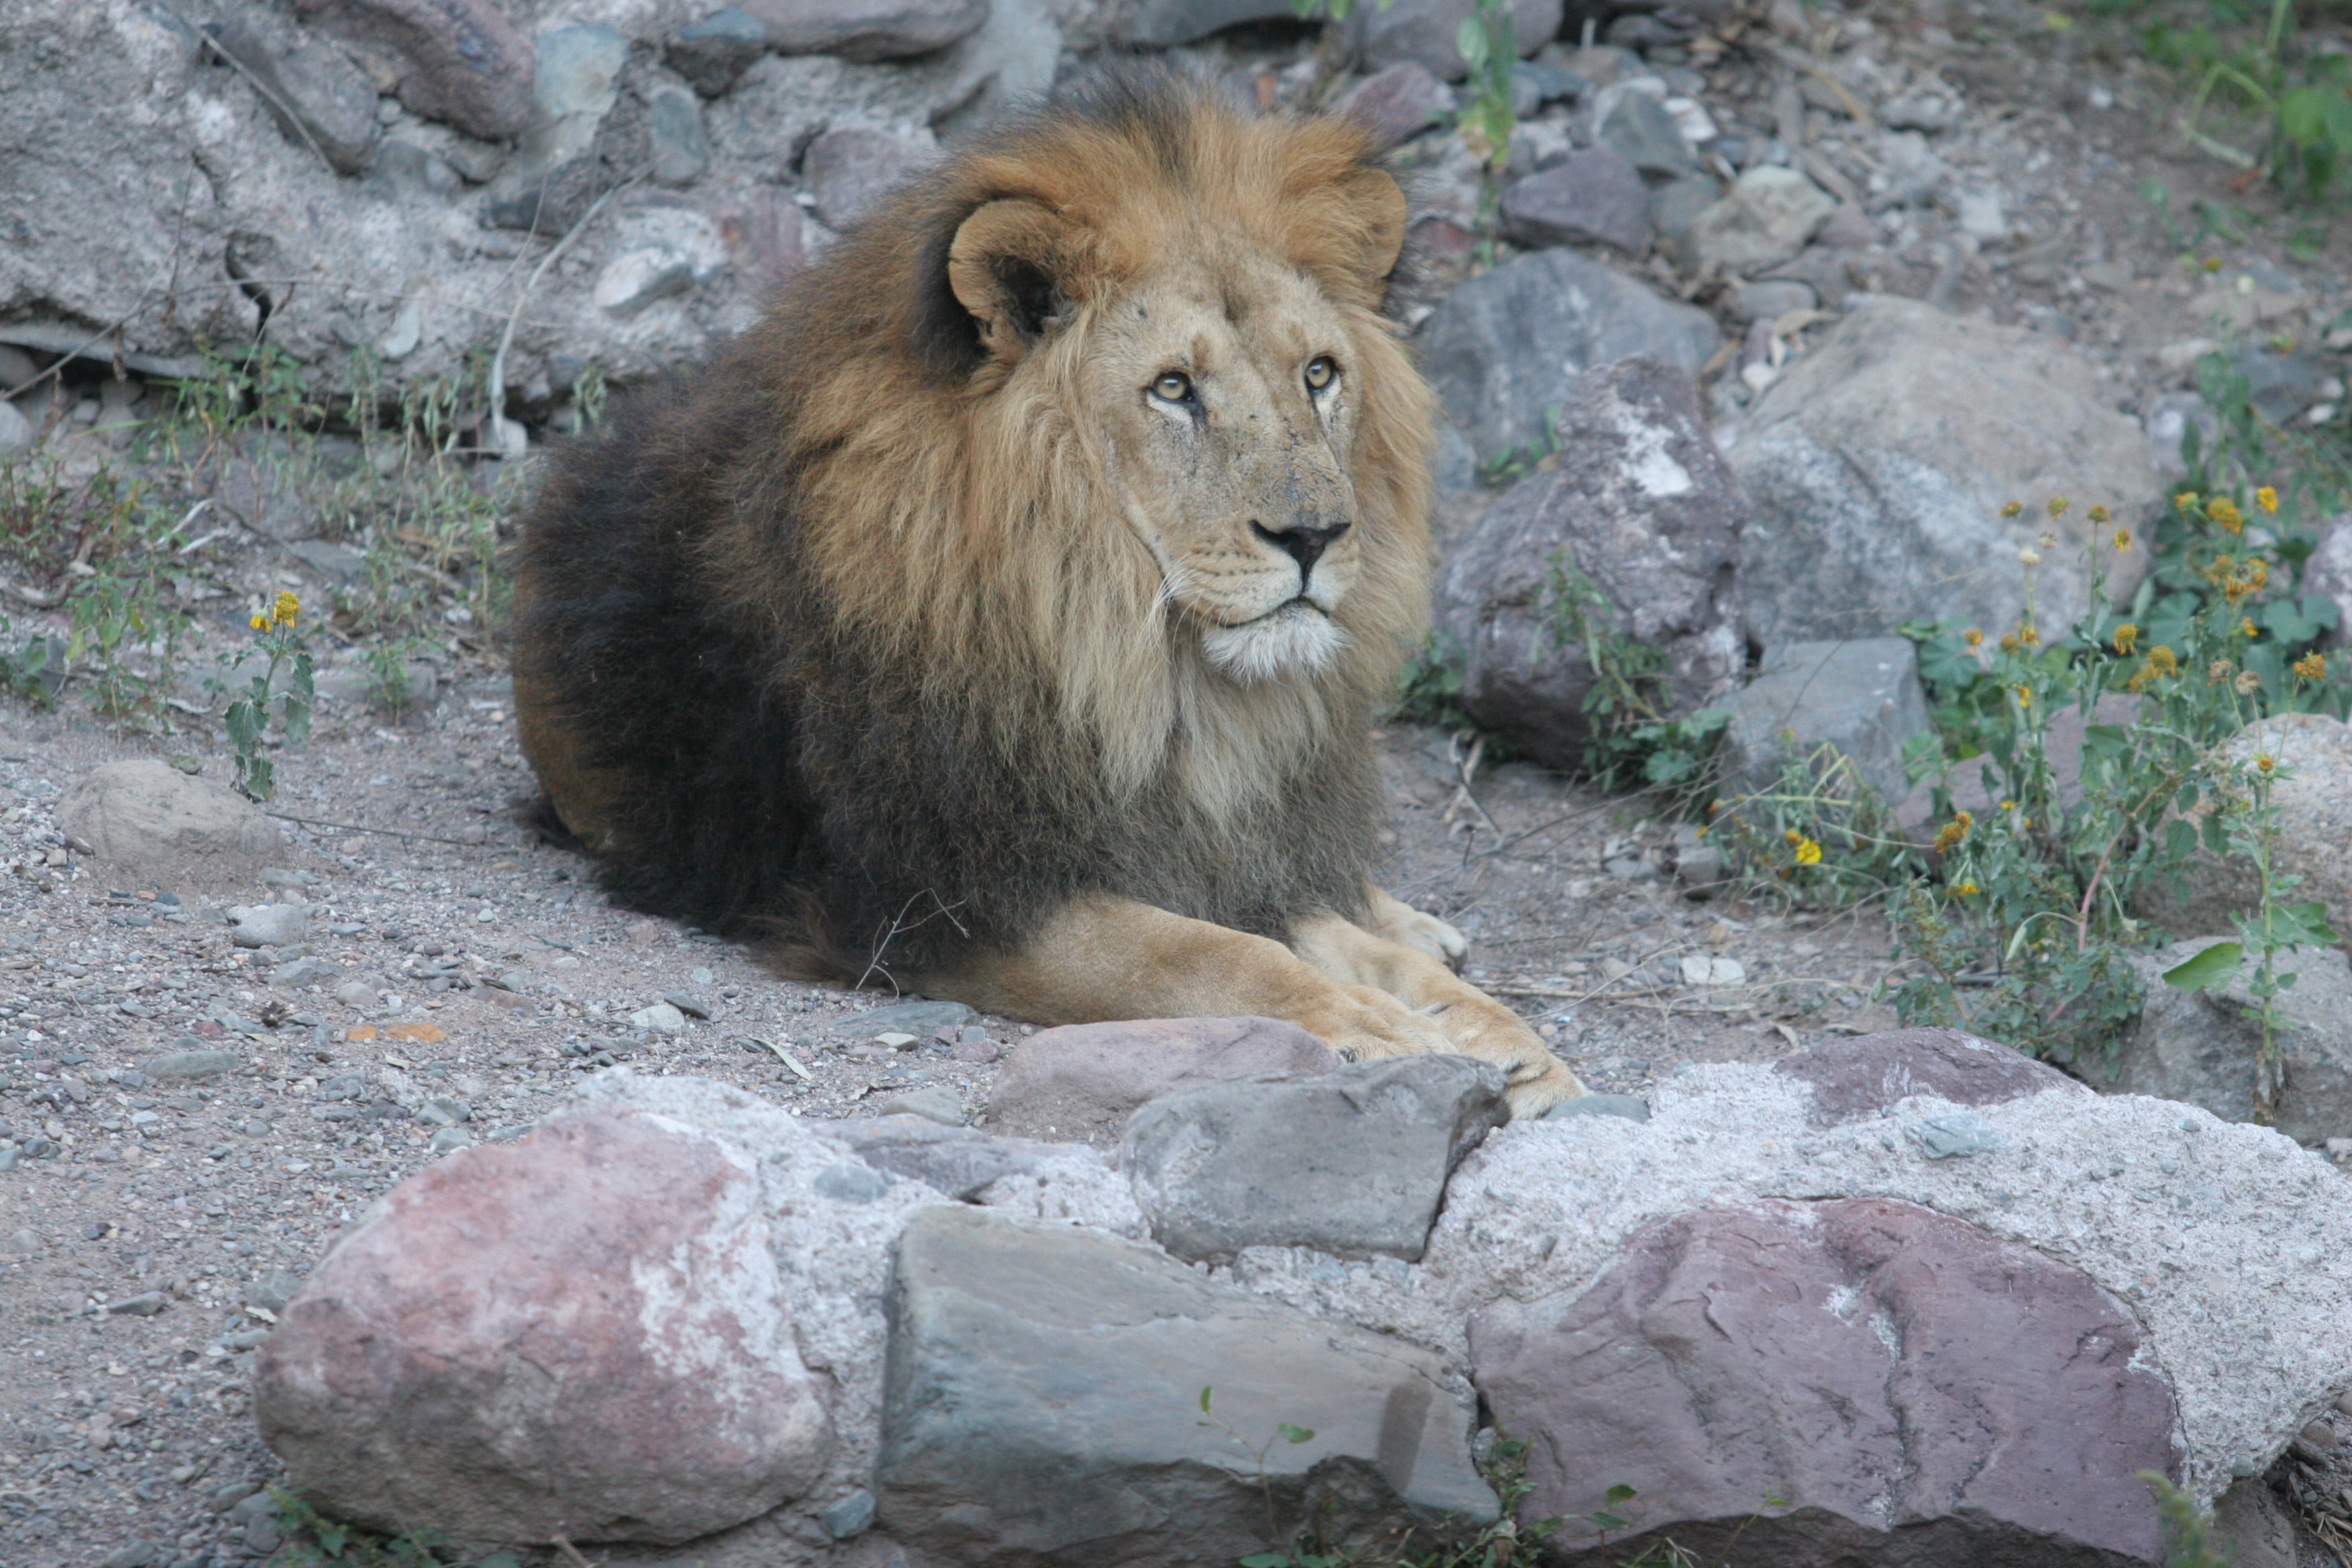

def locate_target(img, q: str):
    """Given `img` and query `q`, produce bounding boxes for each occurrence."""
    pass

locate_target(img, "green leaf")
[224,698,264,752]
[1240,1555,1293,1567]
[1606,1483,1639,1504]
[1456,14,1487,66]
[2281,899,2341,945]
[1590,1511,1628,1531]
[1278,1423,1316,1444]
[1199,1387,1212,1414]
[317,1523,348,1558]
[2163,941,2243,992]
[282,696,313,747]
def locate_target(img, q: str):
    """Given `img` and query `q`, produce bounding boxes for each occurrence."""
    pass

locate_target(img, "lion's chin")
[1199,603,1347,685]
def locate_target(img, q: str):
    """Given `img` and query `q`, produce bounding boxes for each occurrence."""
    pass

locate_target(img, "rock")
[1497,147,1649,254]
[227,903,306,949]
[1433,356,1743,771]
[2143,391,2218,484]
[1330,60,1457,150]
[589,207,728,319]
[203,7,381,177]
[2135,713,2352,960]
[287,541,369,582]
[254,1112,837,1545]
[428,1125,473,1153]
[822,1487,877,1539]
[629,1001,688,1034]
[58,761,287,890]
[105,1289,171,1316]
[1592,83,1694,176]
[140,1048,244,1081]
[840,999,973,1038]
[738,0,989,61]
[662,991,712,1020]
[871,1084,963,1127]
[2114,940,2352,1144]
[1351,0,1562,82]
[0,401,31,459]
[830,1118,1056,1200]
[272,957,343,989]
[875,1206,1498,1561]
[1124,0,1301,46]
[296,0,534,140]
[1727,296,2159,649]
[1731,277,1819,322]
[667,7,768,96]
[802,126,934,230]
[988,1016,1340,1144]
[1418,249,1720,466]
[1471,1197,2179,1563]
[2213,1476,2298,1568]
[1773,1027,2087,1124]
[1647,172,1722,261]
[1544,1092,1649,1121]
[1122,1057,1509,1264]
[0,344,38,389]
[533,24,627,120]
[2309,513,2352,650]
[1685,164,1836,277]
[1721,637,1932,801]
[644,73,708,187]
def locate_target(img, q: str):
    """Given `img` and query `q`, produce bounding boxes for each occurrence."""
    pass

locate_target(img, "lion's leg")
[936,895,1459,1067]
[1289,913,1585,1117]
[1362,885,1468,971]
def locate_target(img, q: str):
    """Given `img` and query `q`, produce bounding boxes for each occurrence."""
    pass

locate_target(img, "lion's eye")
[1150,371,1193,403]
[1304,356,1337,393]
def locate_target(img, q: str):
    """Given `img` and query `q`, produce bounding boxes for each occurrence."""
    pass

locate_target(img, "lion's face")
[1083,244,1371,685]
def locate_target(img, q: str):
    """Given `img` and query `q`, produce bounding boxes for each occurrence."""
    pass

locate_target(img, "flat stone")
[736,0,989,62]
[1470,1198,2177,1563]
[254,1113,836,1543]
[1593,84,1694,175]
[630,1001,688,1034]
[830,1118,1054,1200]
[1330,60,1456,149]
[1686,164,1836,277]
[840,999,973,1038]
[1418,248,1720,466]
[876,1206,1496,1562]
[226,903,307,950]
[667,7,768,96]
[645,73,708,187]
[1772,1028,2087,1127]
[58,761,287,892]
[1498,147,1650,254]
[871,1083,963,1127]
[142,1049,244,1081]
[1721,637,1932,803]
[988,1016,1340,1145]
[1122,1057,1509,1263]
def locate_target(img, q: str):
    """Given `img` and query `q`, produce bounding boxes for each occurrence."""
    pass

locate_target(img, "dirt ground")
[3,2,2351,1565]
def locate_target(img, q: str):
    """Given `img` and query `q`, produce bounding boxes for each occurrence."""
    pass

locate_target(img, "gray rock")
[871,1084,963,1127]
[367,139,459,199]
[272,957,343,990]
[203,7,381,177]
[822,1487,875,1539]
[287,541,370,581]
[205,438,326,539]
[876,1206,1498,1562]
[667,7,768,97]
[428,1125,473,1153]
[1908,1110,2003,1158]
[662,990,712,1020]
[831,1118,1052,1199]
[1726,296,2159,648]
[0,401,32,460]
[2311,513,2352,650]
[227,903,307,949]
[2234,346,2326,424]
[1497,147,1649,254]
[2115,940,2352,1145]
[738,0,989,61]
[1593,85,1694,175]
[1721,637,1932,802]
[333,981,375,1008]
[534,25,628,119]
[630,1001,688,1034]
[1648,171,1722,260]
[840,998,973,1038]
[2144,390,2219,485]
[1126,0,1300,46]
[1433,356,1744,772]
[2213,1475,2298,1568]
[1418,248,1720,466]
[1732,277,1818,322]
[58,762,287,892]
[298,0,535,141]
[1544,1093,1650,1122]
[1685,164,1836,277]
[803,126,934,230]
[989,1016,1341,1144]
[0,344,38,389]
[1350,0,1564,83]
[1330,60,1457,150]
[105,1290,170,1316]
[142,1048,244,1081]
[644,73,709,187]
[1122,1057,1509,1264]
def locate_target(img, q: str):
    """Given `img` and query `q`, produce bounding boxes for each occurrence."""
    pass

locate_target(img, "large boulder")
[1418,249,1721,466]
[1726,295,2160,648]
[1498,147,1650,254]
[1720,637,1933,801]
[874,1206,1498,1563]
[1433,356,1744,771]
[2135,712,2352,959]
[2114,940,2352,1144]
[986,1016,1339,1144]
[1121,1057,1508,1263]
[2309,513,2352,650]
[58,760,287,890]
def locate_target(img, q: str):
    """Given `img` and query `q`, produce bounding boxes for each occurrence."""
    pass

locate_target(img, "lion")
[510,66,1585,1115]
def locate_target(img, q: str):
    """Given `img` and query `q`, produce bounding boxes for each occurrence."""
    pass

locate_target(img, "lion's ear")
[948,199,1083,366]
[1282,166,1408,311]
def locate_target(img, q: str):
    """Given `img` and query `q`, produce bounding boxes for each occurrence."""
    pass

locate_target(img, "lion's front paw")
[1298,984,1455,1063]
[1504,1059,1587,1118]
[1429,995,1585,1111]
[1387,905,1469,972]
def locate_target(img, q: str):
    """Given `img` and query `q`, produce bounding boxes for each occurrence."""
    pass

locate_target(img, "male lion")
[511,67,1585,1114]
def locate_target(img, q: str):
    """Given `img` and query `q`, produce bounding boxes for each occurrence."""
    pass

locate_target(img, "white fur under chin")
[1199,606,1347,684]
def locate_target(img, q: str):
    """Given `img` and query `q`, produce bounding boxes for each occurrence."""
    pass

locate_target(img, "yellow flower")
[1793,837,1823,866]
[2013,683,2034,707]
[248,614,268,632]
[2174,491,2200,518]
[2255,753,2276,774]
[1932,811,1973,854]
[1955,881,1980,896]
[1999,632,2022,654]
[2000,499,2024,518]
[2202,255,2222,271]
[2112,623,2139,655]
[2047,496,2069,519]
[1963,628,1984,648]
[2089,504,2110,524]
[1785,829,1804,845]
[2147,644,2179,677]
[2295,652,2328,681]
[1998,799,2016,812]
[2256,485,2279,514]
[2112,528,2132,551]
[2207,497,2244,534]
[2017,626,2039,647]
[271,590,301,627]
[2240,618,2258,640]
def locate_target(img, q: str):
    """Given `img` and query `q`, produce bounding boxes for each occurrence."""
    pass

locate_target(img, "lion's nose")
[1251,518,1350,579]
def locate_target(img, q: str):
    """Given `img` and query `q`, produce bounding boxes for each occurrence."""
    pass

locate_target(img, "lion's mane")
[511,65,1438,982]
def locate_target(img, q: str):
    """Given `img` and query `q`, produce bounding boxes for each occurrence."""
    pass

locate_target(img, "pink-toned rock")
[1331,61,1456,150]
[736,0,988,62]
[1470,1198,2177,1565]
[987,1016,1338,1145]
[802,127,936,230]
[297,0,535,140]
[254,1114,834,1545]
[1772,1026,2088,1126]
